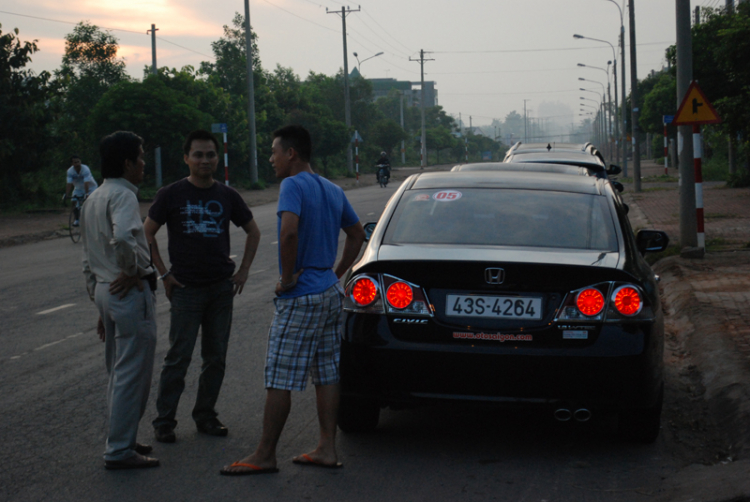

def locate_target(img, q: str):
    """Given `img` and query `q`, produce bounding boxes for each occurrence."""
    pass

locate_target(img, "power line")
[362,8,414,55]
[441,89,581,97]
[432,41,674,55]
[0,9,213,59]
[260,0,339,33]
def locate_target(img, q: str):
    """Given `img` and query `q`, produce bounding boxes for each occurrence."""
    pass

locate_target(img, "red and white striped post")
[355,133,359,184]
[223,132,229,185]
[663,121,668,175]
[693,124,704,250]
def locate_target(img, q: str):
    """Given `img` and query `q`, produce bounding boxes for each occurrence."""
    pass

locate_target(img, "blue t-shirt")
[277,172,359,298]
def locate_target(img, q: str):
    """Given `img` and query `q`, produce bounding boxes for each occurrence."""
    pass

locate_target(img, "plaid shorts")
[264,283,345,391]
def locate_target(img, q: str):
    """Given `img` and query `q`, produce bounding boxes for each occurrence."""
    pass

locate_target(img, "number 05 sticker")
[432,190,462,201]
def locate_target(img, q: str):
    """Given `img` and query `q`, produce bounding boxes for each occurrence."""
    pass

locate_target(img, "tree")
[370,119,408,157]
[0,24,58,207]
[90,76,213,184]
[53,22,129,168]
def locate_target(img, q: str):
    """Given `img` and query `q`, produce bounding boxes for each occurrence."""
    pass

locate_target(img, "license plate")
[446,295,543,320]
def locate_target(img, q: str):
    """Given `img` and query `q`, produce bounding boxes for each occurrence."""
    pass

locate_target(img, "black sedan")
[340,170,669,443]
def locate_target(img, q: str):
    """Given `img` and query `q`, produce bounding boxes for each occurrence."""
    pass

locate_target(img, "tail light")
[386,282,413,309]
[352,277,379,306]
[344,274,432,317]
[555,282,653,323]
[576,288,604,316]
[613,286,642,316]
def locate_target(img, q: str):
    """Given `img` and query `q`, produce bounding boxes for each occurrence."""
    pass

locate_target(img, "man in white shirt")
[64,155,98,226]
[81,131,159,470]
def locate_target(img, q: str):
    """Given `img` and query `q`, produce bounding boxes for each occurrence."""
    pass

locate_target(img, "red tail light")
[613,286,641,316]
[576,288,604,316]
[352,277,378,306]
[386,282,413,309]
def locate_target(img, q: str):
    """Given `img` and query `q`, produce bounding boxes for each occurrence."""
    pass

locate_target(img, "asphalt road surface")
[1,181,681,502]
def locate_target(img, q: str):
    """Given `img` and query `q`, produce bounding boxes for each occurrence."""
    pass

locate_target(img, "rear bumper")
[341,315,664,411]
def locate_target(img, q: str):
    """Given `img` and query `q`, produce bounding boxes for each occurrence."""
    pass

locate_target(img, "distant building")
[352,70,438,108]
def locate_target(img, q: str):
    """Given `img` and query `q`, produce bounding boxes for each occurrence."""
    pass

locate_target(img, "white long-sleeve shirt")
[81,177,154,300]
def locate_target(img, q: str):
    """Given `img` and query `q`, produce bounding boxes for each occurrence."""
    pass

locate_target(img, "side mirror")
[622,203,629,214]
[607,164,622,175]
[612,181,624,193]
[636,229,670,254]
[363,221,377,242]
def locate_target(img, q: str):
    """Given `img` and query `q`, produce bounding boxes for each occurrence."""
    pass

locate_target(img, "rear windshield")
[383,188,618,250]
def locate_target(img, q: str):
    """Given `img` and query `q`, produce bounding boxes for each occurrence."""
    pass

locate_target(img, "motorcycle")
[376,164,390,188]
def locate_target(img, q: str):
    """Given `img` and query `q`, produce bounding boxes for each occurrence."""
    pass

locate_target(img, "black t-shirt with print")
[148,179,253,286]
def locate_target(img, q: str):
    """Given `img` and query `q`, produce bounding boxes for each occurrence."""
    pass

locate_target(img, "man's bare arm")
[144,216,184,301]
[231,218,261,295]
[334,222,366,279]
[276,211,303,296]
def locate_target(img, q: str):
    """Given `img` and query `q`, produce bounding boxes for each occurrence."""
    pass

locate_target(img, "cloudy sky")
[2,0,715,131]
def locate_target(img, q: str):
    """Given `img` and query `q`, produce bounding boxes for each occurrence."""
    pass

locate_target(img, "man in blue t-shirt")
[145,130,261,444]
[221,125,364,476]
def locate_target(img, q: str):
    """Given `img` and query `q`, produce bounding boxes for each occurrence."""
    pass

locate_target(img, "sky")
[1,0,719,135]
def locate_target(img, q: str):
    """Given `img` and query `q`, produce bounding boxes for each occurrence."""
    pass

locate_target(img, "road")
[1,180,683,502]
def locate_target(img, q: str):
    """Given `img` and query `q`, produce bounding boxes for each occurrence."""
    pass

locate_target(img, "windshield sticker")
[453,332,533,342]
[432,190,462,202]
[414,194,431,201]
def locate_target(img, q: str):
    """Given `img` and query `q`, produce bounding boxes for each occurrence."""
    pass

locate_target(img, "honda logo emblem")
[484,268,505,284]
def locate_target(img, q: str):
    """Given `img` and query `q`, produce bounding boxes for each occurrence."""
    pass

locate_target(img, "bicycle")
[67,195,85,243]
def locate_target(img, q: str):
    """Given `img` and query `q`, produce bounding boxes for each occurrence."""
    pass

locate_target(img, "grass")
[642,175,679,183]
[642,187,676,192]
[704,213,738,220]
[645,245,681,265]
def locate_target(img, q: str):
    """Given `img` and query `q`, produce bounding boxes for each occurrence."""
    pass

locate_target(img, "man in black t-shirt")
[145,130,261,443]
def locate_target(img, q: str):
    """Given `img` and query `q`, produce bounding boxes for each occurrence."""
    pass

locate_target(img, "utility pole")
[244,0,258,183]
[676,0,697,248]
[726,0,736,175]
[328,6,360,173]
[147,24,158,75]
[694,6,701,24]
[523,99,531,142]
[410,49,434,169]
[620,15,628,178]
[726,0,734,13]
[400,92,405,164]
[629,0,641,192]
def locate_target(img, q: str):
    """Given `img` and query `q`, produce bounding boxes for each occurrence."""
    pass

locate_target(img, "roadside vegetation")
[1,15,505,212]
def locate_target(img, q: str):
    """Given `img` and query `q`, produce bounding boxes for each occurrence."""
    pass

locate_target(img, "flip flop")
[220,461,279,476]
[292,453,343,469]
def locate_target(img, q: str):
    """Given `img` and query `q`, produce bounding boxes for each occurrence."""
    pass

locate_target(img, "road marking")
[367,212,375,216]
[36,304,76,315]
[229,254,237,259]
[271,241,278,245]
[34,339,67,351]
[10,356,21,360]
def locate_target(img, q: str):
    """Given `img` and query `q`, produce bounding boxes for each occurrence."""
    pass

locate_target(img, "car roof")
[507,142,591,154]
[504,151,607,169]
[409,170,604,195]
[451,162,591,176]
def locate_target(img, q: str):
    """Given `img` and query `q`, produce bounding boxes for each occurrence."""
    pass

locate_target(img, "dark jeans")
[153,279,234,429]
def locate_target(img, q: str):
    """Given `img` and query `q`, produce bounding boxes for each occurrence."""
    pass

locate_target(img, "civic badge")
[484,268,505,285]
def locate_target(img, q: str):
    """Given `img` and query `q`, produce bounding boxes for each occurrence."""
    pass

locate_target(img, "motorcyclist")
[375,151,391,183]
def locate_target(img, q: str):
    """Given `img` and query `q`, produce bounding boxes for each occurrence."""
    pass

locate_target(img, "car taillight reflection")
[352,277,378,306]
[386,282,413,309]
[576,288,604,316]
[614,286,641,316]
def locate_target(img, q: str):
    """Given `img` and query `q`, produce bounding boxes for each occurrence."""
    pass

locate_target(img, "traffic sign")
[211,123,228,134]
[663,115,674,124]
[672,81,721,126]
[351,131,363,143]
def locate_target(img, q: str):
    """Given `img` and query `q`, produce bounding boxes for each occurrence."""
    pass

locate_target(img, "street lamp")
[582,1,627,173]
[352,51,383,74]
[578,65,613,155]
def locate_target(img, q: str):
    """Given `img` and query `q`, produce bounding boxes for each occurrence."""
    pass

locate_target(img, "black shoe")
[154,424,176,443]
[105,453,160,470]
[135,443,153,455]
[196,418,228,437]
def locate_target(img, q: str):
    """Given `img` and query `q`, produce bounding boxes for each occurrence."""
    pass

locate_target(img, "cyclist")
[375,151,391,184]
[63,155,98,226]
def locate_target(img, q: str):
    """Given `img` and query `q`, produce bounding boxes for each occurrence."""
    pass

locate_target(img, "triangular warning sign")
[673,81,721,125]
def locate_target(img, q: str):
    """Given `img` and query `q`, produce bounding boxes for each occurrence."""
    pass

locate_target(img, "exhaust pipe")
[574,408,592,422]
[554,408,572,422]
